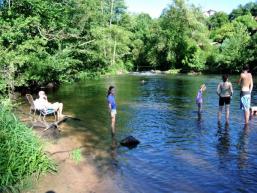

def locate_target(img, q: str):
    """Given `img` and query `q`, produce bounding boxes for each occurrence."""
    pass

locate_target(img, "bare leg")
[58,103,63,117]
[111,115,116,136]
[51,102,64,119]
[245,110,250,125]
[225,105,230,123]
[198,103,202,113]
[218,106,223,123]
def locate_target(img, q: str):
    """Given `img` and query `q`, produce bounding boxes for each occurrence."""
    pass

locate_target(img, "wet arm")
[250,75,253,93]
[108,102,112,112]
[216,84,221,96]
[230,83,233,96]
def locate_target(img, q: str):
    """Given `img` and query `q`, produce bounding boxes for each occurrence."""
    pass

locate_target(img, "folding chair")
[25,94,57,123]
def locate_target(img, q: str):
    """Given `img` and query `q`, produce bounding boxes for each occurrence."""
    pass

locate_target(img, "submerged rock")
[120,136,140,148]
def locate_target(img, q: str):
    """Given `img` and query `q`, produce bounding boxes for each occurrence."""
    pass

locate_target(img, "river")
[43,74,257,193]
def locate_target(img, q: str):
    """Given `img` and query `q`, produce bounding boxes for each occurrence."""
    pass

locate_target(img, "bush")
[0,100,55,191]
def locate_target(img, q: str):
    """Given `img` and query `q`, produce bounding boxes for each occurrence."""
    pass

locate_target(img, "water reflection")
[237,125,250,169]
[111,136,118,167]
[217,123,230,168]
[197,111,203,123]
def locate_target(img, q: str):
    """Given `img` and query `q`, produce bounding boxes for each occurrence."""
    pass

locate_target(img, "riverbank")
[17,107,122,193]
[0,101,54,192]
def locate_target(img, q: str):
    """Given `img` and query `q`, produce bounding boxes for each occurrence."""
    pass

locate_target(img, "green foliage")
[210,22,235,43]
[70,148,82,164]
[234,14,257,31]
[208,12,229,30]
[229,2,257,20]
[0,100,56,191]
[217,23,250,72]
[246,32,257,69]
[0,0,257,96]
[145,0,211,72]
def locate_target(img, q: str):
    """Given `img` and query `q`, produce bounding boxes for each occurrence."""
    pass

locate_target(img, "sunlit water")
[46,74,257,193]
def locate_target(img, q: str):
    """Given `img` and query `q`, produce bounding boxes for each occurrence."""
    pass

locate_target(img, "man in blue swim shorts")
[238,65,253,125]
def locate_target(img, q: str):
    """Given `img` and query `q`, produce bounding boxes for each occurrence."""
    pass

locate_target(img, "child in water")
[196,84,206,113]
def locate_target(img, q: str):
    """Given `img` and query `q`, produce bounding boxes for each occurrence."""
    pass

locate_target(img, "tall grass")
[0,99,56,192]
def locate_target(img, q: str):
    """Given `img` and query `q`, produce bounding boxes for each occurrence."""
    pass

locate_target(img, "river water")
[46,74,257,193]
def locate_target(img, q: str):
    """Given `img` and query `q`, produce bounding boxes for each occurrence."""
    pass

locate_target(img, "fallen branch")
[43,115,81,131]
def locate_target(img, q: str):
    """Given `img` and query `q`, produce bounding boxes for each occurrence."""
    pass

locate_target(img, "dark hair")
[107,86,115,97]
[242,64,249,71]
[222,74,228,82]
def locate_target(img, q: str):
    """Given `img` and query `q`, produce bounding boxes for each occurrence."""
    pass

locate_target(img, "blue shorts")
[240,91,251,111]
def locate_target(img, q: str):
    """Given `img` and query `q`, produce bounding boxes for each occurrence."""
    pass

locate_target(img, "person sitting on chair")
[34,91,64,120]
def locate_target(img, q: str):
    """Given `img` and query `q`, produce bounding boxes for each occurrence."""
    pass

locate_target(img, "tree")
[150,0,211,71]
[217,23,250,72]
[208,12,229,30]
[234,14,257,32]
[229,2,257,20]
[91,25,132,72]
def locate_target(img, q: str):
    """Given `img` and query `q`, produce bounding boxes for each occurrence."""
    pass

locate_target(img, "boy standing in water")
[238,65,253,125]
[107,86,117,136]
[196,84,206,113]
[217,74,233,124]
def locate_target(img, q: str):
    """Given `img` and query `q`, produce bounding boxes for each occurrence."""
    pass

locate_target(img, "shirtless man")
[238,65,253,125]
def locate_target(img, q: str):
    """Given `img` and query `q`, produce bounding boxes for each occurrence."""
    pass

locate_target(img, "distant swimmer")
[217,74,233,124]
[141,79,145,84]
[238,65,253,125]
[195,84,206,113]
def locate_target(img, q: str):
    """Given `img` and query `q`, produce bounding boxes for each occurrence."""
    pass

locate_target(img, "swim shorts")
[219,97,231,106]
[111,109,117,117]
[240,91,251,111]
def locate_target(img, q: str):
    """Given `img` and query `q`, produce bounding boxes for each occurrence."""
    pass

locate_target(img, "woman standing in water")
[217,74,233,124]
[107,86,117,136]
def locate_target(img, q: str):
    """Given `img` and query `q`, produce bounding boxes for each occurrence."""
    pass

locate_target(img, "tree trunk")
[8,0,11,9]
[101,1,107,58]
[8,63,15,99]
[100,0,104,15]
[111,36,117,66]
[109,0,114,27]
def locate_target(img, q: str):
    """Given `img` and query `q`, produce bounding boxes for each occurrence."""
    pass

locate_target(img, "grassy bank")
[0,99,55,192]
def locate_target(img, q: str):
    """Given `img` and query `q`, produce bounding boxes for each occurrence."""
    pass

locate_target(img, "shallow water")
[46,74,257,193]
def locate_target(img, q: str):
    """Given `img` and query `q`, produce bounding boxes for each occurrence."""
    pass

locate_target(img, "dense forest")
[0,0,257,93]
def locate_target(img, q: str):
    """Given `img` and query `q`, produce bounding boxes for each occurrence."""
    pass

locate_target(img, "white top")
[34,97,48,110]
[217,81,233,97]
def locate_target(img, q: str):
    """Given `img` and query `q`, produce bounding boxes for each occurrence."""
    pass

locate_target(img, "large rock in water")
[120,136,140,148]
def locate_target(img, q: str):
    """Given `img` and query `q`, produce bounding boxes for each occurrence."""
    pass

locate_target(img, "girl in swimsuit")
[196,84,206,113]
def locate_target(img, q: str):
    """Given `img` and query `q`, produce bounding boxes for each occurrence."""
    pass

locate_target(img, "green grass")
[0,99,56,192]
[70,148,82,164]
